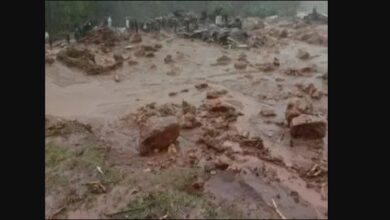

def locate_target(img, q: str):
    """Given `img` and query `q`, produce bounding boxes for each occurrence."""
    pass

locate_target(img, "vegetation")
[45,1,301,37]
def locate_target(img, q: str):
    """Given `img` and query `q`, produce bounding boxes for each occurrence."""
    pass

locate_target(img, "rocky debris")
[45,56,55,64]
[296,49,310,60]
[238,53,247,62]
[182,101,197,115]
[297,31,327,46]
[285,97,313,126]
[45,115,92,137]
[134,48,146,57]
[216,55,231,65]
[130,33,142,43]
[191,179,205,190]
[139,116,180,156]
[180,112,201,129]
[166,70,178,76]
[215,155,232,170]
[242,17,265,30]
[290,114,326,139]
[142,45,158,52]
[114,74,120,82]
[128,60,138,66]
[195,82,208,90]
[145,52,155,58]
[279,29,288,38]
[296,82,323,100]
[222,140,243,154]
[164,55,173,64]
[168,92,177,97]
[234,61,247,70]
[135,103,179,126]
[113,53,124,64]
[56,47,108,75]
[204,99,242,122]
[206,88,228,99]
[204,161,216,173]
[158,103,179,117]
[238,136,264,149]
[255,58,280,72]
[260,106,276,117]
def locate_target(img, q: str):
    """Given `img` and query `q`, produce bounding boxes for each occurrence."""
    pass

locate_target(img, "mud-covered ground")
[45,17,327,219]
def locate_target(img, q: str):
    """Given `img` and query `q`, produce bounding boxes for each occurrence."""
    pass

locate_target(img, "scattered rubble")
[296,49,310,60]
[285,97,313,126]
[130,33,142,43]
[164,55,173,64]
[216,55,231,65]
[195,82,208,90]
[260,106,276,117]
[206,88,228,99]
[234,61,247,70]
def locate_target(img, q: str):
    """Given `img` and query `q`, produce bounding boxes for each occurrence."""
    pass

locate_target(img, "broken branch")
[271,199,287,219]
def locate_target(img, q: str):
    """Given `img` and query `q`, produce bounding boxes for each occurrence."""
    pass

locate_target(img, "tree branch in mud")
[48,206,66,220]
[271,199,287,219]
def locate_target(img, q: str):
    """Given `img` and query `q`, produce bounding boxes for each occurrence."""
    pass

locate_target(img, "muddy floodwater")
[46,16,327,219]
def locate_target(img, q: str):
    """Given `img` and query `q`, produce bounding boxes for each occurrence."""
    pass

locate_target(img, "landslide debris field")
[45,16,327,219]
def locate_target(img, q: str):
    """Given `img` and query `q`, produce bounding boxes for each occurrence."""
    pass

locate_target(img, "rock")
[164,55,173,64]
[130,33,142,43]
[239,136,264,149]
[166,70,177,76]
[234,61,247,70]
[145,52,155,58]
[114,74,120,82]
[195,82,208,90]
[113,53,124,63]
[215,155,231,170]
[216,55,231,65]
[238,53,247,62]
[180,113,201,129]
[180,89,189,93]
[290,114,326,139]
[242,17,265,30]
[222,140,242,154]
[128,60,138,66]
[169,92,177,97]
[273,57,280,67]
[260,106,276,117]
[155,43,162,49]
[134,48,145,57]
[204,161,216,172]
[296,49,310,60]
[210,170,217,175]
[285,97,313,126]
[139,116,180,156]
[191,179,204,190]
[142,45,157,52]
[45,56,55,64]
[280,29,288,38]
[182,101,196,115]
[311,90,323,100]
[206,88,228,99]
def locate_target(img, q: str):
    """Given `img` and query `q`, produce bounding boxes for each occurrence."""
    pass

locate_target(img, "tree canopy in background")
[45,1,301,37]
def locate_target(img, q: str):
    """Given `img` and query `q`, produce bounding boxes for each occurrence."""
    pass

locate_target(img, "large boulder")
[290,114,326,139]
[139,116,180,156]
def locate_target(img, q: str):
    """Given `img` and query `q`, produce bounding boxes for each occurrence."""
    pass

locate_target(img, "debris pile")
[56,47,122,75]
